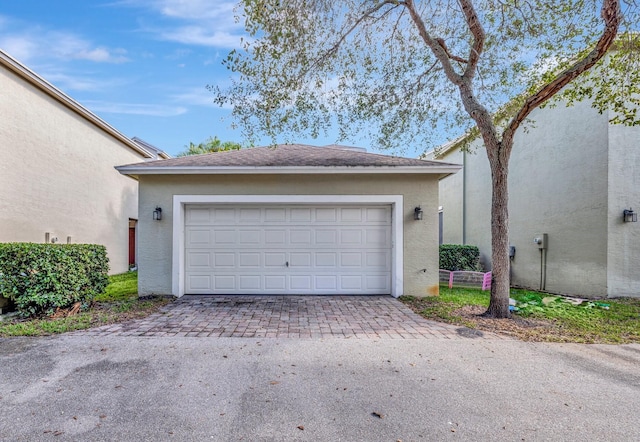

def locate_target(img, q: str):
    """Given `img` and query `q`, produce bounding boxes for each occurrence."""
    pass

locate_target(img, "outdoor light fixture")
[414,206,424,221]
[153,206,163,221]
[623,208,637,223]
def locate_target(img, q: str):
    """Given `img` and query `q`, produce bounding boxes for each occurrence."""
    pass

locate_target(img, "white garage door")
[184,205,392,294]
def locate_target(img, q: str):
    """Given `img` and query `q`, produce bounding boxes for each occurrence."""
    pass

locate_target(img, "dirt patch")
[451,305,559,341]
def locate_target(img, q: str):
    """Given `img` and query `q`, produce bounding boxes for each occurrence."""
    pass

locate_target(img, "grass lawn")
[0,272,170,337]
[401,286,640,344]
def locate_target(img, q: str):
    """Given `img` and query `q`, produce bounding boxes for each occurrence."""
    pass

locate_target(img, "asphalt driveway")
[1,332,639,441]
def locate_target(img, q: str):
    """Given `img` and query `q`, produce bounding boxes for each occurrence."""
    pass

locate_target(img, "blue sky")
[1,0,384,157]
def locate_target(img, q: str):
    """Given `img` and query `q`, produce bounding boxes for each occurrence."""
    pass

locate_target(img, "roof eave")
[116,165,463,178]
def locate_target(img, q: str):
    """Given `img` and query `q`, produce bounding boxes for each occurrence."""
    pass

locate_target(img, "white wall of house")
[436,100,640,298]
[0,63,146,274]
[136,174,441,297]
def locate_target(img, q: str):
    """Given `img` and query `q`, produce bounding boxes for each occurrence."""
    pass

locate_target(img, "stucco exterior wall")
[137,174,440,298]
[437,101,613,297]
[0,67,144,274]
[437,148,465,244]
[607,120,640,297]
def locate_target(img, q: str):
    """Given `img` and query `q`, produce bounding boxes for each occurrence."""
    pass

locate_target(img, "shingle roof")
[118,144,459,169]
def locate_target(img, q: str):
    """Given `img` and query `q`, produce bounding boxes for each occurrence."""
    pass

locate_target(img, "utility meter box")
[533,233,548,249]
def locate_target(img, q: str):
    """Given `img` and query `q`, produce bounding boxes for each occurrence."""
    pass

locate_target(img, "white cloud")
[171,87,217,107]
[159,26,242,48]
[0,19,129,64]
[39,72,112,92]
[156,0,236,21]
[83,100,188,116]
[0,36,39,61]
[122,0,245,49]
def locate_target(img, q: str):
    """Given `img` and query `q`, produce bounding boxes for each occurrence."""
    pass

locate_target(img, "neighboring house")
[430,100,640,299]
[0,49,168,274]
[117,144,461,297]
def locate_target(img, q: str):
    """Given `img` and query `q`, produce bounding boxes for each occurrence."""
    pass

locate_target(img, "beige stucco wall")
[0,67,144,274]
[438,101,615,298]
[606,120,640,297]
[437,148,465,244]
[136,174,440,297]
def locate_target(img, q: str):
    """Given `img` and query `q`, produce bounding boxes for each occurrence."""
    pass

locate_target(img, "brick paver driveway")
[78,295,510,340]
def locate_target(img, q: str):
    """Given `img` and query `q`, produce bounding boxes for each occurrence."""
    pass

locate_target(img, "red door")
[128,225,136,266]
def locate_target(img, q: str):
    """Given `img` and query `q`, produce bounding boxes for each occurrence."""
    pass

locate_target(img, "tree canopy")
[214,0,639,317]
[177,136,242,157]
[215,0,638,149]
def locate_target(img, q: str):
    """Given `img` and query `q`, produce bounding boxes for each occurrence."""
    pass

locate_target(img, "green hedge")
[439,244,482,271]
[0,243,109,317]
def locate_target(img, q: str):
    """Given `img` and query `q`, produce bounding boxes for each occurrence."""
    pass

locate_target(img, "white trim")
[172,195,404,298]
[118,165,461,176]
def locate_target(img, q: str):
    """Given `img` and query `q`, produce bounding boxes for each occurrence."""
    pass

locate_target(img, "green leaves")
[176,136,243,157]
[214,1,639,152]
[0,243,109,317]
[439,244,483,271]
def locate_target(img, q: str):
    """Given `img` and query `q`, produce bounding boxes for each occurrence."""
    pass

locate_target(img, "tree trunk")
[484,156,511,318]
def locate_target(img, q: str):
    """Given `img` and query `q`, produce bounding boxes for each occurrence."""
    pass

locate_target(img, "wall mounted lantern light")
[153,206,163,221]
[414,206,424,221]
[623,208,637,223]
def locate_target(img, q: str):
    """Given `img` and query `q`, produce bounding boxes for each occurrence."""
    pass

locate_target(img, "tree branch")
[502,0,621,150]
[404,0,463,85]
[302,1,401,76]
[458,0,485,79]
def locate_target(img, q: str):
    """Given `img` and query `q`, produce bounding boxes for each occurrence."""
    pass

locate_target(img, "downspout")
[462,150,467,244]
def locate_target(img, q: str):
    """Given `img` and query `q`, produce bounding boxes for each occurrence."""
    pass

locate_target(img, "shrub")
[0,243,109,317]
[439,244,482,271]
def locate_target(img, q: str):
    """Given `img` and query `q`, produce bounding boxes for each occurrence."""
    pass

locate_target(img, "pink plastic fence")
[439,269,492,291]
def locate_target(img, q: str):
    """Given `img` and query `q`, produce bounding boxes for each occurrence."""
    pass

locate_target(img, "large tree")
[215,0,639,317]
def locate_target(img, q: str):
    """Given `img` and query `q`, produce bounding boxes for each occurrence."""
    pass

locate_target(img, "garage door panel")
[239,252,261,267]
[187,229,211,246]
[238,229,261,244]
[315,208,337,222]
[265,208,286,221]
[188,275,211,291]
[289,252,312,267]
[187,209,211,224]
[316,229,338,244]
[265,275,286,290]
[239,208,261,222]
[214,230,236,244]
[265,229,286,245]
[365,228,390,246]
[316,252,337,267]
[290,229,312,245]
[340,207,363,222]
[214,275,236,290]
[291,208,312,221]
[264,252,286,267]
[366,207,389,222]
[366,251,390,269]
[365,275,390,291]
[185,205,391,295]
[291,275,312,290]
[341,229,363,244]
[340,252,362,267]
[214,253,235,267]
[187,252,211,269]
[315,275,338,291]
[341,275,364,290]
[239,275,261,290]
[213,208,235,222]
